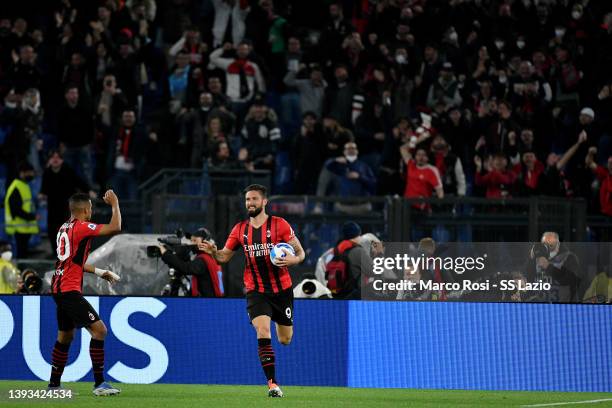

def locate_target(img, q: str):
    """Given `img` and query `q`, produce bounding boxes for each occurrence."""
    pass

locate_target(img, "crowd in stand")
[1,0,611,217]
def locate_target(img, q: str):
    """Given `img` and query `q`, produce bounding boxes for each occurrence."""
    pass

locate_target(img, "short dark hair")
[243,184,267,197]
[69,193,91,207]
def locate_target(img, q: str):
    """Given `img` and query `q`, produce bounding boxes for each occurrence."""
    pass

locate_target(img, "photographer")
[526,232,580,302]
[159,228,224,297]
[16,268,43,294]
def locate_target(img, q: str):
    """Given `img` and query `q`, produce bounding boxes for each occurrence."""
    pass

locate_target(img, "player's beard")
[247,206,263,217]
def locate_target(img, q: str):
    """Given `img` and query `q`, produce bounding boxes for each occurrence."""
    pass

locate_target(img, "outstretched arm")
[84,264,120,284]
[400,142,413,164]
[198,241,235,264]
[557,131,587,170]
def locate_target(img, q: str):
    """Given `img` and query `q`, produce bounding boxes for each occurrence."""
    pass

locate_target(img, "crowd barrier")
[0,296,610,392]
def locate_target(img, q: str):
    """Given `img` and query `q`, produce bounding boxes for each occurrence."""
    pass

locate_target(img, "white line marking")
[522,399,612,407]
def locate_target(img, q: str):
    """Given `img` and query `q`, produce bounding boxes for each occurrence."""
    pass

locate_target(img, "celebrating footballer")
[199,184,305,397]
[49,190,122,396]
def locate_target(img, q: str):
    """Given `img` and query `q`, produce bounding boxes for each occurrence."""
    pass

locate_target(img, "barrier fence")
[0,296,610,392]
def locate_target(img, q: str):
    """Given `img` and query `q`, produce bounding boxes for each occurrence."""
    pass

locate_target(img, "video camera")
[146,228,197,260]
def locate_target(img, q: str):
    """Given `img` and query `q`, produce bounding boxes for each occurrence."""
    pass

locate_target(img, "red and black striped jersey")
[51,219,102,294]
[225,215,294,294]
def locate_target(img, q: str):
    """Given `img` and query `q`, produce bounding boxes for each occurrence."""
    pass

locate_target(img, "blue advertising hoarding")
[0,296,610,392]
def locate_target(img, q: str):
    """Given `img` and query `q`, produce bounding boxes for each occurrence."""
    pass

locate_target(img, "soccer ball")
[270,243,295,266]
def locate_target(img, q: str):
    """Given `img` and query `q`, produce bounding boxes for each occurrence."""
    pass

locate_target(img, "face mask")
[24,175,34,182]
[1,251,12,262]
[495,40,504,50]
[395,54,407,64]
[346,154,358,163]
[571,11,581,20]
[449,32,458,42]
[555,28,565,37]
[499,76,507,84]
[517,40,526,49]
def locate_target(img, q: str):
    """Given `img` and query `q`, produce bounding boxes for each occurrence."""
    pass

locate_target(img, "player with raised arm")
[199,184,305,398]
[48,190,122,396]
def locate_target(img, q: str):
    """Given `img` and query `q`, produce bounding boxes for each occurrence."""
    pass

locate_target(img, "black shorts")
[246,289,294,326]
[53,291,100,331]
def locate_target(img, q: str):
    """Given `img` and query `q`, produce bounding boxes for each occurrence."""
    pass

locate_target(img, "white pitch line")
[522,399,612,407]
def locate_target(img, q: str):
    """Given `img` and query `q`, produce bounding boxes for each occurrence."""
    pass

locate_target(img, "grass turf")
[0,381,611,407]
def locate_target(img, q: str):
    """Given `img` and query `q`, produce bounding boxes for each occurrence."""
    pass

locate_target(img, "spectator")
[188,93,235,167]
[62,52,91,102]
[0,88,44,178]
[4,162,38,259]
[209,40,265,118]
[10,45,41,93]
[283,64,327,120]
[512,151,545,196]
[321,116,353,159]
[325,142,376,214]
[108,110,145,200]
[39,150,93,255]
[168,27,207,66]
[508,61,552,123]
[168,51,191,107]
[378,117,413,195]
[57,85,95,186]
[586,147,612,217]
[320,3,354,67]
[207,75,231,108]
[239,101,280,170]
[426,62,462,110]
[539,131,588,197]
[292,112,325,195]
[208,141,243,171]
[476,100,520,157]
[474,153,516,198]
[322,64,363,129]
[400,144,444,211]
[95,74,128,186]
[430,135,466,197]
[354,102,389,172]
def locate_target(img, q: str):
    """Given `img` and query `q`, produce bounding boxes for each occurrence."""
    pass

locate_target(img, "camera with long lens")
[19,269,42,294]
[530,242,550,259]
[146,228,197,260]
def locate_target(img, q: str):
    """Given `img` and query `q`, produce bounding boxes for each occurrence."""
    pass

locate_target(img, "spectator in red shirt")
[586,147,612,216]
[400,144,444,211]
[474,153,516,198]
[512,151,545,196]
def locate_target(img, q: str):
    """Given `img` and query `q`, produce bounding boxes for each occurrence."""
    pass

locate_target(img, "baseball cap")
[342,222,362,240]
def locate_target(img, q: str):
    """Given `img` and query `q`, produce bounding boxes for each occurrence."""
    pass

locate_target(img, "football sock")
[49,341,70,387]
[90,339,105,387]
[257,338,276,384]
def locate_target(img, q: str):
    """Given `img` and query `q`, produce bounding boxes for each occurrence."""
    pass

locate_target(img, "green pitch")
[1,381,611,407]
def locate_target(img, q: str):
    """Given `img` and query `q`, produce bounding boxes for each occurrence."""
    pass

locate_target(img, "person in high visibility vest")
[4,162,39,259]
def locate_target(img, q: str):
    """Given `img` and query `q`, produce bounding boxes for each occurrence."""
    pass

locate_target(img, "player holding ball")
[199,184,305,397]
